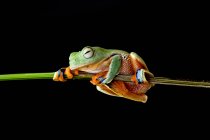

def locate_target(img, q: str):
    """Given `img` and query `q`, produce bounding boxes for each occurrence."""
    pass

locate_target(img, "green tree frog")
[53,46,154,103]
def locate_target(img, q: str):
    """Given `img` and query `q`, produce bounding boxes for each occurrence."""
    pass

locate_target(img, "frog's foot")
[53,67,74,82]
[90,72,107,85]
[131,69,154,85]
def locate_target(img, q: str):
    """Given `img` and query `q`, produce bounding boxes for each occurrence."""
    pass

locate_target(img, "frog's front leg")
[90,55,121,85]
[53,67,78,82]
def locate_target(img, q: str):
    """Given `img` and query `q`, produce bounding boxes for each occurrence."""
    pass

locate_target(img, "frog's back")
[109,49,130,55]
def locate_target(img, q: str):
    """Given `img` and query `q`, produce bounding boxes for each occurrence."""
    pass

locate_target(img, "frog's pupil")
[85,50,91,54]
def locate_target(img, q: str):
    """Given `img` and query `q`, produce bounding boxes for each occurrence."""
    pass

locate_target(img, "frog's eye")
[83,47,94,59]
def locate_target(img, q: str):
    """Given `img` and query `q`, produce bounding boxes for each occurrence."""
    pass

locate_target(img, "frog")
[53,46,154,103]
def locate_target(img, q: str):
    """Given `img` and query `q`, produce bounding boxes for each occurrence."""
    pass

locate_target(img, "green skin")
[69,46,129,84]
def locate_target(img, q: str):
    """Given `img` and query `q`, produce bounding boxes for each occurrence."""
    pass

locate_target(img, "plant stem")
[0,72,210,88]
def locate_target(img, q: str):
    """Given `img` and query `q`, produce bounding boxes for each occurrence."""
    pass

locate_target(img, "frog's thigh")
[111,83,148,103]
[130,52,148,70]
[130,52,154,82]
[122,92,148,103]
[96,84,119,97]
[108,81,148,103]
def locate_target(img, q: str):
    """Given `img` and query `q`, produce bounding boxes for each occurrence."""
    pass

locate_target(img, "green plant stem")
[0,72,210,88]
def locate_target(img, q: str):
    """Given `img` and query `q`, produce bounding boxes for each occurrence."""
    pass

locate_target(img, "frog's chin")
[70,62,95,71]
[70,65,86,70]
[69,66,79,70]
[80,69,102,74]
[70,66,102,74]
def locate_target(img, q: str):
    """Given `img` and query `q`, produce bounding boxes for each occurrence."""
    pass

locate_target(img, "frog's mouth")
[69,61,101,72]
[70,56,113,73]
[70,62,108,74]
[69,60,98,71]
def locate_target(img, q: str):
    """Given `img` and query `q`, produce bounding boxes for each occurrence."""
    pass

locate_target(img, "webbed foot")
[90,72,107,85]
[131,69,154,85]
[53,67,77,82]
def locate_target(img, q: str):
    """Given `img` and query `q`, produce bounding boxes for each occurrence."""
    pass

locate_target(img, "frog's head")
[69,46,111,70]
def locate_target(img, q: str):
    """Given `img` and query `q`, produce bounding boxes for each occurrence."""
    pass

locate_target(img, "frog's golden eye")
[83,47,94,59]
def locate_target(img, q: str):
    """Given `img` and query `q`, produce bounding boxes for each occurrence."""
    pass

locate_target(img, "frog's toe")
[131,69,149,84]
[90,76,105,85]
[131,74,139,85]
[53,67,74,82]
[136,69,146,83]
[53,71,59,81]
[53,69,66,82]
[90,72,106,85]
[64,67,73,79]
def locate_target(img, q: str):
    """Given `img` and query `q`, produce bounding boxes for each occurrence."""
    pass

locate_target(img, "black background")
[1,0,210,136]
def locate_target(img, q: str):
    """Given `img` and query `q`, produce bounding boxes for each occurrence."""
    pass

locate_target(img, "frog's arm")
[102,55,121,84]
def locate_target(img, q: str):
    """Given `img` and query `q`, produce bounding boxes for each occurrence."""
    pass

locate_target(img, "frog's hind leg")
[109,81,148,103]
[96,84,119,97]
[130,52,148,70]
[130,52,154,85]
[97,81,148,103]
